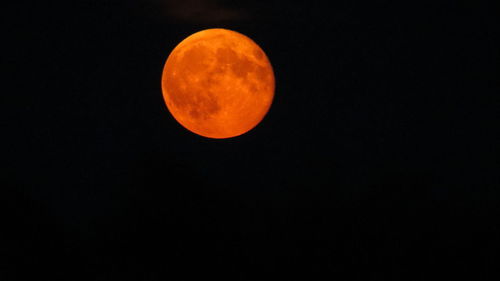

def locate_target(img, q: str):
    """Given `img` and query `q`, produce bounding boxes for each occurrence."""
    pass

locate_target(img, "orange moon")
[161,28,275,139]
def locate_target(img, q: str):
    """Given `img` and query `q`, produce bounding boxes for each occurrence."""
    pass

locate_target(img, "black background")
[2,1,499,280]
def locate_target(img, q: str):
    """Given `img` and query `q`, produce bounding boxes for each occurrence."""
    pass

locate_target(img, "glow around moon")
[161,28,275,139]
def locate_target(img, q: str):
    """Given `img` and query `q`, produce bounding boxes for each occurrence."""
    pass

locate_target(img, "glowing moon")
[161,28,275,139]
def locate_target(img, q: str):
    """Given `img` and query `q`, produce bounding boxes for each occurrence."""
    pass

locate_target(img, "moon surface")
[161,28,275,139]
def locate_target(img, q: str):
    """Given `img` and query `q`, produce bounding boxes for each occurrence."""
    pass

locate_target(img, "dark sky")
[2,1,499,280]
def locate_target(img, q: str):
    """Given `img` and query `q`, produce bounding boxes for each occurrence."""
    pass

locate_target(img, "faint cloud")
[151,0,248,23]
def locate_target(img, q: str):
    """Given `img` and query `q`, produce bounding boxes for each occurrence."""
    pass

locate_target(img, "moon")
[161,28,275,139]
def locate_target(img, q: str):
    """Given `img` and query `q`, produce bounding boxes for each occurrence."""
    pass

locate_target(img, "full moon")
[161,28,275,139]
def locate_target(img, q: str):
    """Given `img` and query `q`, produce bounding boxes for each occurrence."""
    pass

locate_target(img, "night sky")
[2,1,499,280]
